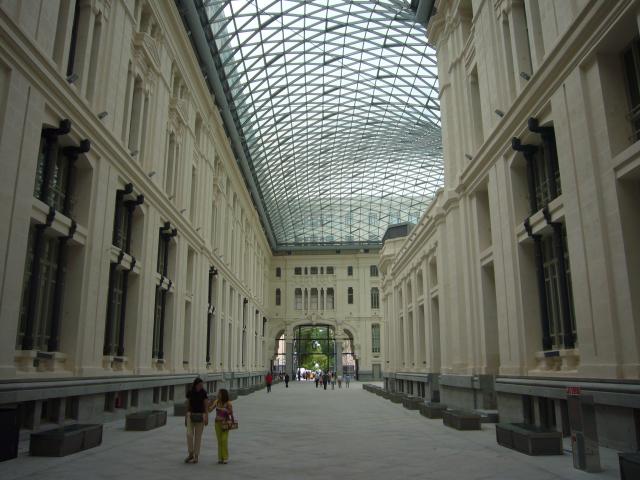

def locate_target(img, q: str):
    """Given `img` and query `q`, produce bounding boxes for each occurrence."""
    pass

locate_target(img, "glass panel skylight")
[200,0,442,249]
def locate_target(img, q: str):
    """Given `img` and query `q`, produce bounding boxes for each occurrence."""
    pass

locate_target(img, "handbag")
[190,413,204,423]
[222,414,238,431]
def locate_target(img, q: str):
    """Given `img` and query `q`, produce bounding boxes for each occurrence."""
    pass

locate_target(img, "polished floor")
[0,381,621,479]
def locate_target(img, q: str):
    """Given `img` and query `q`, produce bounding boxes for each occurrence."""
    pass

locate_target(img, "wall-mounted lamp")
[66,73,79,84]
[494,109,505,117]
[130,149,139,157]
[97,111,108,120]
[147,171,156,178]
[464,153,473,160]
[519,71,531,81]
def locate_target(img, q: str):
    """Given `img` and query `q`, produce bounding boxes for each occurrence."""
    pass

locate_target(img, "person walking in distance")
[331,372,336,390]
[265,371,273,393]
[209,388,233,464]
[314,374,320,389]
[284,373,290,388]
[322,372,329,390]
[184,377,208,464]
[337,374,343,389]
[345,373,351,388]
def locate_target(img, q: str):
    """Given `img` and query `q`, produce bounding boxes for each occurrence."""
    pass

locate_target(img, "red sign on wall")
[566,386,581,396]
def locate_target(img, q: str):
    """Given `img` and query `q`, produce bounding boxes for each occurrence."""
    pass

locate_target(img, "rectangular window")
[371,287,380,309]
[103,264,126,356]
[372,324,381,353]
[326,266,334,274]
[16,227,62,351]
[34,128,77,217]
[347,287,354,305]
[310,266,318,275]
[347,266,353,276]
[276,267,281,277]
[541,227,576,349]
[275,288,281,306]
[623,37,640,142]
[152,286,164,358]
[294,267,302,275]
[294,288,302,310]
[370,265,379,277]
[326,288,335,309]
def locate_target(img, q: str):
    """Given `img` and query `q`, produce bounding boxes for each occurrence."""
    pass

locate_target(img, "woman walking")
[185,377,208,464]
[210,388,234,464]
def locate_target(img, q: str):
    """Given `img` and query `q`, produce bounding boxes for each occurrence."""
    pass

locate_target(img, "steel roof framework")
[195,0,442,249]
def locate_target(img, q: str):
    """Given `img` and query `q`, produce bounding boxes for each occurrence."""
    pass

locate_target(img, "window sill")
[532,348,579,373]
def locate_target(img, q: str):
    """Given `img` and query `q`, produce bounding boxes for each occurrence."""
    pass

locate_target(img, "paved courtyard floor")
[0,381,622,479]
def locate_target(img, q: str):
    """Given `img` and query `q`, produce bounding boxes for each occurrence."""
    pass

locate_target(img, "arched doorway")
[292,325,336,375]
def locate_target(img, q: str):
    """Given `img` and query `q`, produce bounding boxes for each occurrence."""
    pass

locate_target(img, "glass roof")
[199,0,442,249]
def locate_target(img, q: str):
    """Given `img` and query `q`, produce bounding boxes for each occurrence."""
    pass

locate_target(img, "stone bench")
[125,410,167,431]
[495,423,562,456]
[174,402,188,416]
[402,396,424,410]
[619,452,640,480]
[442,410,481,430]
[388,393,404,404]
[30,424,103,457]
[237,387,251,396]
[419,402,447,419]
[475,409,499,423]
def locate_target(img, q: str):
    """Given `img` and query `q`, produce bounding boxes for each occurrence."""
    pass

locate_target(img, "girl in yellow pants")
[209,388,233,464]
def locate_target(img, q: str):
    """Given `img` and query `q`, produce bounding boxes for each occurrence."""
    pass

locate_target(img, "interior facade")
[0,0,639,463]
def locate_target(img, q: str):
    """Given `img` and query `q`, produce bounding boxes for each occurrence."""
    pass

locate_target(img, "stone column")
[336,336,343,376]
[285,338,294,378]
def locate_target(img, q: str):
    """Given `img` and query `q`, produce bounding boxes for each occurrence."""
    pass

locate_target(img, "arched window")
[371,287,379,309]
[347,287,354,305]
[294,288,302,310]
[275,288,281,306]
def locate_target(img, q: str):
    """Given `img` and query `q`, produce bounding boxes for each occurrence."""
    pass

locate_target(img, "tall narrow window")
[294,288,302,310]
[86,13,102,103]
[371,287,380,309]
[310,288,318,310]
[347,287,354,305]
[275,288,281,306]
[66,0,81,78]
[152,223,176,360]
[104,185,143,356]
[370,265,379,277]
[372,324,381,353]
[623,37,640,143]
[347,266,353,276]
[165,133,176,196]
[541,227,576,349]
[276,267,281,277]
[326,288,334,310]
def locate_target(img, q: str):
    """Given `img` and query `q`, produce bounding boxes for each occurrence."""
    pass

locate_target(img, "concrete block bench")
[388,393,404,404]
[30,424,103,457]
[442,410,481,430]
[237,387,251,396]
[174,402,188,416]
[619,452,640,480]
[495,423,562,455]
[402,396,424,410]
[125,410,167,431]
[475,409,499,423]
[419,402,447,419]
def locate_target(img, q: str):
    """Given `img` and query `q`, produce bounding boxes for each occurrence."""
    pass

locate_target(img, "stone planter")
[496,423,562,456]
[174,402,188,416]
[402,396,424,410]
[389,393,403,404]
[442,410,481,430]
[419,402,447,419]
[125,410,167,431]
[30,424,103,457]
[619,452,640,480]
